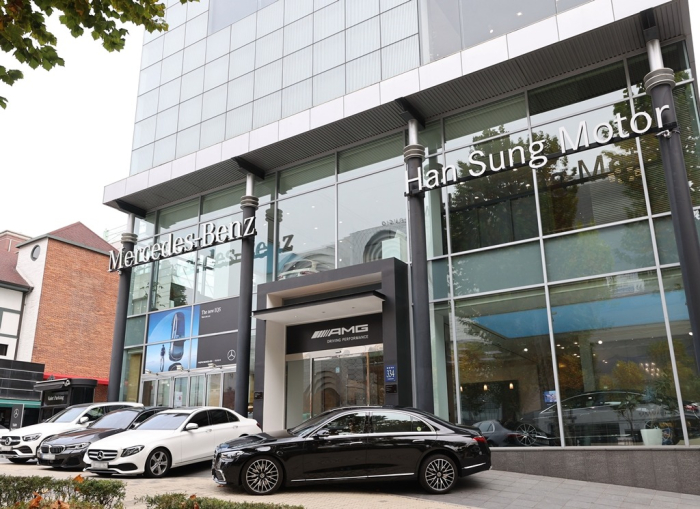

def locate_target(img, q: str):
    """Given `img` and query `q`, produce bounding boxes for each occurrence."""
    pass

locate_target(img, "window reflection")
[152,251,197,311]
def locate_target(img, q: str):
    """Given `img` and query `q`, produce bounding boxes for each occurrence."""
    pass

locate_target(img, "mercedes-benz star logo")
[227,349,236,361]
[96,451,104,460]
[13,409,19,419]
[0,438,9,446]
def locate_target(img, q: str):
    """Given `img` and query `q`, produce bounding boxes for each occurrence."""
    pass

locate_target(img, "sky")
[0,2,699,241]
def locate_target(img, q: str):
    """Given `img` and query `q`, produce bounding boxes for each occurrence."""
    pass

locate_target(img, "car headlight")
[23,434,41,442]
[121,445,144,457]
[221,450,244,460]
[65,443,90,450]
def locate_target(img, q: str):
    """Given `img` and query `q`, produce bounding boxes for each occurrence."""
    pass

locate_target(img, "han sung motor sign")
[407,104,672,193]
[108,216,256,272]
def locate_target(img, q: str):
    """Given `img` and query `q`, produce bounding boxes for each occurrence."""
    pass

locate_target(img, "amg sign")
[109,217,256,272]
[287,314,382,355]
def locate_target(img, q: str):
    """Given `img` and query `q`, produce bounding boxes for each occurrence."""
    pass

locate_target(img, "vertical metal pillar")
[643,13,700,371]
[405,118,434,413]
[235,174,259,416]
[107,214,136,402]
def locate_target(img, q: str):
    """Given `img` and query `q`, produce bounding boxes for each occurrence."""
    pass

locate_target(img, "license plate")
[42,453,55,460]
[92,461,108,470]
[0,446,11,452]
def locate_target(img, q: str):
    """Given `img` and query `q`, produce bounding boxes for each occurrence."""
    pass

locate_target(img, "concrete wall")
[491,447,700,495]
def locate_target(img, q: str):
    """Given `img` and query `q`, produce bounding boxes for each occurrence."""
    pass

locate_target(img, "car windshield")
[137,413,189,430]
[47,407,87,423]
[288,411,338,437]
[90,410,139,429]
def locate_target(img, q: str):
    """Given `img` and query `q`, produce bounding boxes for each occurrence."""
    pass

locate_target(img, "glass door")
[156,378,172,406]
[207,373,222,406]
[189,375,205,406]
[141,380,156,406]
[173,377,188,407]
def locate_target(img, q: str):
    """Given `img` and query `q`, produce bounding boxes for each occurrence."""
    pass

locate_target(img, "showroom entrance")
[253,258,411,430]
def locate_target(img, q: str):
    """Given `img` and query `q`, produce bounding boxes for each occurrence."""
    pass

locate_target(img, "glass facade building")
[109,0,700,463]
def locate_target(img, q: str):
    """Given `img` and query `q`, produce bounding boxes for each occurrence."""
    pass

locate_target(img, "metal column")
[235,174,259,416]
[643,10,700,370]
[405,118,434,413]
[107,214,136,402]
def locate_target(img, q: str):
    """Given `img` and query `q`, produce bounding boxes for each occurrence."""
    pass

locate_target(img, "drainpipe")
[405,115,434,413]
[642,10,700,372]
[107,214,136,402]
[235,173,259,417]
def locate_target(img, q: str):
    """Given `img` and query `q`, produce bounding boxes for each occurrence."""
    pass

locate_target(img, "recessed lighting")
[489,29,493,33]
[523,348,528,352]
[517,12,522,16]
[598,340,603,344]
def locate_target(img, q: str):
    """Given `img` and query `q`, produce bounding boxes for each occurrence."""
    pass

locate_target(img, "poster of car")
[147,308,192,343]
[144,339,192,372]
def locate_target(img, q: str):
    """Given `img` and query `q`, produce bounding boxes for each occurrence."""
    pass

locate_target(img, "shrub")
[140,493,304,509]
[0,474,125,509]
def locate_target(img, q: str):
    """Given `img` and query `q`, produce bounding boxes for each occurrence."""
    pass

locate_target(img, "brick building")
[0,224,118,427]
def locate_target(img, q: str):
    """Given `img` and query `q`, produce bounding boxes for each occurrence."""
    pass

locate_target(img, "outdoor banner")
[191,332,238,369]
[286,313,382,355]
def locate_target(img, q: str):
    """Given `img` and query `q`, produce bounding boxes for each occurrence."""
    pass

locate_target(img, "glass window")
[460,0,555,50]
[128,263,152,315]
[380,0,418,47]
[133,116,157,149]
[155,106,178,141]
[131,144,154,174]
[279,156,335,196]
[313,32,345,75]
[158,199,199,234]
[431,301,456,421]
[209,0,257,35]
[138,62,161,95]
[254,204,276,286]
[284,14,313,55]
[256,29,283,68]
[338,134,404,180]
[125,316,147,347]
[381,34,419,80]
[141,37,164,70]
[430,259,450,300]
[183,39,206,74]
[338,167,407,267]
[372,411,413,432]
[637,84,700,214]
[208,409,230,425]
[628,42,692,96]
[151,252,197,310]
[181,67,205,102]
[347,18,380,63]
[173,377,187,407]
[347,0,379,27]
[446,133,537,252]
[187,409,211,428]
[314,0,345,42]
[185,12,208,46]
[136,213,156,240]
[201,114,226,148]
[120,348,143,402]
[653,214,700,266]
[163,25,185,58]
[257,0,284,38]
[318,412,367,436]
[418,121,443,155]
[207,373,222,405]
[445,95,527,150]
[254,60,283,99]
[228,72,255,110]
[660,268,700,445]
[283,47,313,88]
[189,375,206,406]
[202,186,244,222]
[206,26,231,63]
[418,0,461,64]
[452,242,543,297]
[178,94,203,131]
[536,137,646,235]
[158,78,181,113]
[141,379,156,406]
[529,63,628,126]
[425,187,447,258]
[156,378,171,406]
[253,91,282,128]
[160,51,183,84]
[226,103,253,139]
[346,51,381,94]
[286,0,313,25]
[550,271,680,446]
[282,78,313,117]
[313,64,345,105]
[544,221,655,282]
[277,187,336,279]
[231,13,257,51]
[204,55,229,91]
[223,371,236,410]
[454,288,557,445]
[136,89,159,122]
[202,85,227,121]
[196,241,242,303]
[176,124,201,158]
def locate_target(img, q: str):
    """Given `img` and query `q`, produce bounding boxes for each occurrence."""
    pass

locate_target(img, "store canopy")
[0,398,41,408]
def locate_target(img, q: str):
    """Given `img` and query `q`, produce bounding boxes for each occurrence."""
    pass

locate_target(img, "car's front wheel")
[144,448,171,478]
[242,457,283,495]
[419,454,457,494]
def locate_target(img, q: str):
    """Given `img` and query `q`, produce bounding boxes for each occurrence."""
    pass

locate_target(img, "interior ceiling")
[107,1,686,215]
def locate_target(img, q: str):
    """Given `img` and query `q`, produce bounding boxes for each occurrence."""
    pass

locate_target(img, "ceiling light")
[598,340,603,344]
[517,12,522,16]
[523,348,528,352]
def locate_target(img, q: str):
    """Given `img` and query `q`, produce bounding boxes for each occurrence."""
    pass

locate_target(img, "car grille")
[45,445,65,454]
[88,450,118,461]
[0,436,20,446]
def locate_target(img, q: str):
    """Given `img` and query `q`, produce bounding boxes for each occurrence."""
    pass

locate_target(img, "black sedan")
[36,406,169,469]
[212,406,491,495]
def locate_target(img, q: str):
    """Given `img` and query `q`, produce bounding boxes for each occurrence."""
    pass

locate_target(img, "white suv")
[0,402,142,463]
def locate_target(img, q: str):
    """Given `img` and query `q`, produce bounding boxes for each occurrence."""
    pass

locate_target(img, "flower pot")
[640,428,663,446]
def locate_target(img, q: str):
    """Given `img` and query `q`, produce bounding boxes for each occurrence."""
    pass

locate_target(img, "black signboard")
[196,298,239,336]
[10,404,24,430]
[195,332,238,368]
[286,314,382,355]
[44,391,69,406]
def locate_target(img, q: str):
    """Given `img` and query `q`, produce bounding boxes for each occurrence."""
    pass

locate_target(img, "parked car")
[36,407,169,469]
[212,406,491,495]
[277,259,328,280]
[473,420,530,447]
[0,402,143,463]
[84,407,260,478]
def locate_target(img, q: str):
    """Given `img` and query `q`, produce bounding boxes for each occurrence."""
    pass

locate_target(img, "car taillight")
[474,436,487,444]
[255,421,260,429]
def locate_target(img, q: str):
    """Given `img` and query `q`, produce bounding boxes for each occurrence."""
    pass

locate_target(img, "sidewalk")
[2,459,700,509]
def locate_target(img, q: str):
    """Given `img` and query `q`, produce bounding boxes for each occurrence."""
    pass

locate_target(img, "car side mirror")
[78,416,89,425]
[185,423,199,431]
[314,428,330,438]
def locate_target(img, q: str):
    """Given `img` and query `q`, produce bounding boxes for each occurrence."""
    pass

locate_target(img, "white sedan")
[0,402,142,463]
[84,407,260,477]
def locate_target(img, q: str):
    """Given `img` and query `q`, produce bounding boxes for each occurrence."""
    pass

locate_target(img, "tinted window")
[412,417,432,433]
[48,407,87,423]
[372,411,412,433]
[138,413,189,430]
[135,410,158,424]
[226,411,239,423]
[317,413,367,436]
[91,410,140,429]
[188,411,210,428]
[208,409,229,425]
[85,407,106,422]
[476,422,494,433]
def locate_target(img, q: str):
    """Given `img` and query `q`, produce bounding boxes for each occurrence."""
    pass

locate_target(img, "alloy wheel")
[516,423,539,446]
[424,457,455,492]
[148,450,169,476]
[245,459,280,494]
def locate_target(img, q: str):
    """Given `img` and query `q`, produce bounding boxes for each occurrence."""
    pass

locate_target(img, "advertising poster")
[191,332,238,369]
[147,308,192,343]
[144,339,192,372]
[192,297,238,336]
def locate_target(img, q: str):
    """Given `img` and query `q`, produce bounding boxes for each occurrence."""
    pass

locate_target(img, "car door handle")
[340,441,363,445]
[413,439,425,443]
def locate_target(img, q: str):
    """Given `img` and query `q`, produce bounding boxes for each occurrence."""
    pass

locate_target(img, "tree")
[0,0,195,109]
